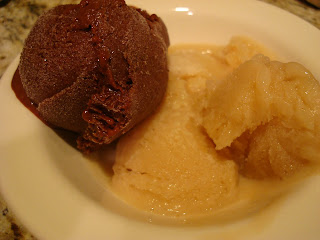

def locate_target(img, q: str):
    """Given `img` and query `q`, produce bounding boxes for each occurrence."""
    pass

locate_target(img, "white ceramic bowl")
[1,0,320,239]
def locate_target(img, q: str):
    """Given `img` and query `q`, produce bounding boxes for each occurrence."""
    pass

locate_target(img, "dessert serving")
[6,0,320,229]
[112,37,320,218]
[18,0,170,153]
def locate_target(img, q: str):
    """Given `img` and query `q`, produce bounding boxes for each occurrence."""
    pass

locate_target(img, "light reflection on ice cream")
[110,37,320,218]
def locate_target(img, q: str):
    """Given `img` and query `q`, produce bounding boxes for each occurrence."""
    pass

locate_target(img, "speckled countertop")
[0,0,319,239]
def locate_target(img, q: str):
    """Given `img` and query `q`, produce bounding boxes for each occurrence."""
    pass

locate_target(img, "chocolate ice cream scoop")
[19,0,169,152]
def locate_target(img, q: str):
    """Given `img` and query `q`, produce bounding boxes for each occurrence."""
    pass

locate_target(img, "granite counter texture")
[0,0,319,239]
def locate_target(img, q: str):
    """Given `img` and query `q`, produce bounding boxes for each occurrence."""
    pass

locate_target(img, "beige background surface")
[0,0,319,239]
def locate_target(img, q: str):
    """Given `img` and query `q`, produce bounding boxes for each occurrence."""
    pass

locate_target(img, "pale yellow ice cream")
[203,54,320,179]
[111,37,320,218]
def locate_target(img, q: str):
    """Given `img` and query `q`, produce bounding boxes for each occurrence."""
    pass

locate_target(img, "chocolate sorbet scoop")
[19,0,169,152]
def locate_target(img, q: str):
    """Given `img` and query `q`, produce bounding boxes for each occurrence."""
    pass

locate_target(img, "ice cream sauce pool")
[86,36,320,224]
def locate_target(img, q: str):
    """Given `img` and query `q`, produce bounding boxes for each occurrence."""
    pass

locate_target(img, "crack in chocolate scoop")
[19,0,170,153]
